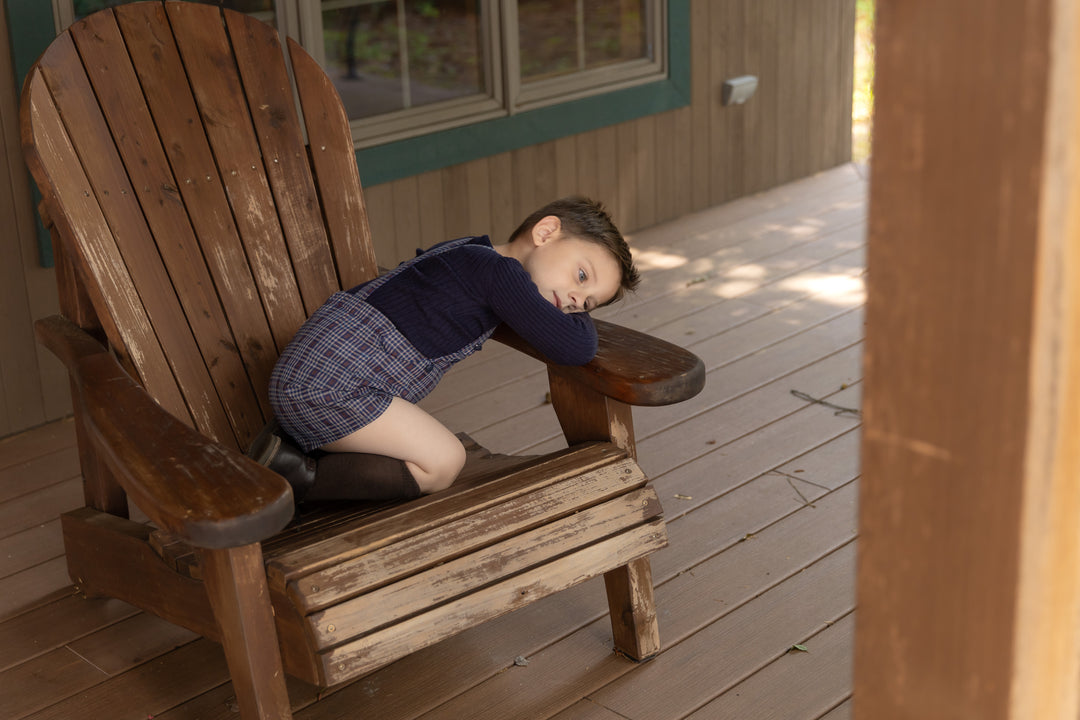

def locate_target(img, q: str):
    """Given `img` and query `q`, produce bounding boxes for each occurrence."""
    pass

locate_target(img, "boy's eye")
[578,269,587,283]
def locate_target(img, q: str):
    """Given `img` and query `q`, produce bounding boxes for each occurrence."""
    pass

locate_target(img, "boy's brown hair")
[510,196,640,306]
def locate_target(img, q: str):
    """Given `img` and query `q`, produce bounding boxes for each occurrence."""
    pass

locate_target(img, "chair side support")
[547,370,662,660]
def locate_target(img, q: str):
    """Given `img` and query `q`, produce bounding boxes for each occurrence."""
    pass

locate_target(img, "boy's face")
[523,220,622,313]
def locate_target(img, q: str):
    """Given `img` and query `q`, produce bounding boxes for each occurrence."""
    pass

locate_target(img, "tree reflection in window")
[518,0,648,83]
[322,1,485,120]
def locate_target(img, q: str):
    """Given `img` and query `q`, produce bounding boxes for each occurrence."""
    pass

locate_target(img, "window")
[58,0,667,150]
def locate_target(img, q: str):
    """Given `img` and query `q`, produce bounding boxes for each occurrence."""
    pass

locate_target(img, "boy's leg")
[320,397,466,494]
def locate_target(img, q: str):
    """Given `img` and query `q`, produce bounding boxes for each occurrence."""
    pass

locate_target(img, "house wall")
[0,0,855,438]
[0,4,69,439]
[363,0,856,262]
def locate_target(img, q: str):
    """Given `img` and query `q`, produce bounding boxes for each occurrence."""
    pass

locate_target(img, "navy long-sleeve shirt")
[354,236,598,366]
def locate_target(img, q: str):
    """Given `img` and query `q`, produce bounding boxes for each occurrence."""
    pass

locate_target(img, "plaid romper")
[268,237,497,452]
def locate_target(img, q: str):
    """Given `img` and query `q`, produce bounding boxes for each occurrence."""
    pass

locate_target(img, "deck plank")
[589,543,857,720]
[683,613,855,720]
[0,558,71,621]
[0,647,106,720]
[820,698,854,720]
[0,419,76,471]
[0,478,83,540]
[0,445,79,504]
[550,700,627,720]
[66,612,200,676]
[22,640,228,720]
[0,521,64,578]
[0,594,138,673]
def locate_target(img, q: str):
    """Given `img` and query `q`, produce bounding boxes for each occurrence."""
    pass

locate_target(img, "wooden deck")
[0,163,867,720]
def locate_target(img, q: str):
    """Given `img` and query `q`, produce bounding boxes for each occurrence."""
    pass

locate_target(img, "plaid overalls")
[268,237,497,452]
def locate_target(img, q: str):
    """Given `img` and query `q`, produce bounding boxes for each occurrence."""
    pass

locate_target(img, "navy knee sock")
[306,452,422,501]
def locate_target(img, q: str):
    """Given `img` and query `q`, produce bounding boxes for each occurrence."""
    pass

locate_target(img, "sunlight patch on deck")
[778,272,866,307]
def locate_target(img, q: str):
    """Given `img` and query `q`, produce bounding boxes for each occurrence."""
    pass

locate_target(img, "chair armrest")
[36,315,295,549]
[492,319,705,406]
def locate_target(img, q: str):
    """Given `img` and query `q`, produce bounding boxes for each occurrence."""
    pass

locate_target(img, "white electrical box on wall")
[721,76,759,106]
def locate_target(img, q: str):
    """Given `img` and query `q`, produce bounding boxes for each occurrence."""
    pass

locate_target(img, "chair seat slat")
[292,456,648,613]
[309,487,663,649]
[317,519,668,684]
[266,442,626,585]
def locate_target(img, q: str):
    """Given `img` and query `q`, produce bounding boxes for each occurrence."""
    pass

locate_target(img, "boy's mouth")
[553,292,562,310]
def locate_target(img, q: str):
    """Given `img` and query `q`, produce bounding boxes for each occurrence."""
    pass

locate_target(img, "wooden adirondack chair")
[20,3,705,718]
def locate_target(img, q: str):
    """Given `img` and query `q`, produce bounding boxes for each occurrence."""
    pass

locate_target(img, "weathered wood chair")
[20,3,705,718]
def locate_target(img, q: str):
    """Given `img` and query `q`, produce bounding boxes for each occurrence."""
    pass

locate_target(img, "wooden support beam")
[854,0,1080,718]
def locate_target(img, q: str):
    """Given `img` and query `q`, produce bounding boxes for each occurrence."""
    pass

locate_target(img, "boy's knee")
[416,441,466,493]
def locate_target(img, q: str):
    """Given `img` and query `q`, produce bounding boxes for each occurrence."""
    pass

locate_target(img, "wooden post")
[549,369,661,660]
[200,544,293,720]
[854,0,1080,718]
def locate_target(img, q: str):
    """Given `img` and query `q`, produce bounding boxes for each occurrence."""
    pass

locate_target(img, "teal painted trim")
[7,2,57,267]
[357,0,690,187]
[7,1,55,85]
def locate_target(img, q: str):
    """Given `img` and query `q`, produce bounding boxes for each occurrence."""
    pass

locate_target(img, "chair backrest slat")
[161,3,310,352]
[66,9,262,446]
[220,7,342,311]
[23,2,375,452]
[24,68,197,431]
[288,37,380,290]
[113,3,279,427]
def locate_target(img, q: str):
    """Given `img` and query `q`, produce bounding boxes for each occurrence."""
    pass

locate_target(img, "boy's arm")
[486,262,598,366]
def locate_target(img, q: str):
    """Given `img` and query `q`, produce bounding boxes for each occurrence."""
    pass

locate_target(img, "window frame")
[296,0,509,148]
[356,0,688,186]
[504,0,667,114]
[297,0,670,150]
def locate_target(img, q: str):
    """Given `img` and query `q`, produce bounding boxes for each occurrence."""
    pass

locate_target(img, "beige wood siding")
[0,0,856,437]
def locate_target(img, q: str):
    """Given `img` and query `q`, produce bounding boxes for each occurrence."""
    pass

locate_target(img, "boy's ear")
[531,215,562,246]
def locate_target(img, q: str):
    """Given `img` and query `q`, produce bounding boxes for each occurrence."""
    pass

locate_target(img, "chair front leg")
[604,556,661,660]
[548,368,661,660]
[200,544,293,720]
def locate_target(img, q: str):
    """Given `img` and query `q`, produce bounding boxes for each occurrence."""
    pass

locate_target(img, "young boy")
[250,196,639,502]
